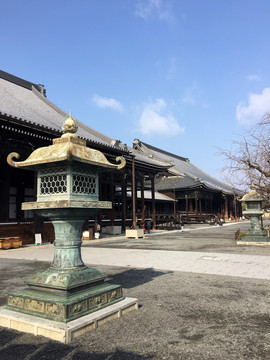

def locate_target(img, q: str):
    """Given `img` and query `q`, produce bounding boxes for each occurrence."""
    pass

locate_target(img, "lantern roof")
[7,112,126,171]
[241,183,265,202]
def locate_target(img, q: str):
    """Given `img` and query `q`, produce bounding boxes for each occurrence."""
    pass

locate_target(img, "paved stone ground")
[1,221,270,359]
[87,221,270,255]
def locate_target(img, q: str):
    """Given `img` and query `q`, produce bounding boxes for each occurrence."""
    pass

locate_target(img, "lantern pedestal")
[239,210,269,243]
[238,184,270,244]
[5,204,124,322]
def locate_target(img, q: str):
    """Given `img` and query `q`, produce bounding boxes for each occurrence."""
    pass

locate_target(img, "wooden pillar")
[185,195,189,216]
[173,188,176,220]
[234,195,237,218]
[151,175,156,229]
[141,176,145,225]
[98,173,103,232]
[195,198,198,215]
[189,199,193,212]
[221,202,224,218]
[121,174,127,231]
[199,199,202,215]
[132,158,136,229]
[224,197,229,220]
[135,172,138,222]
[229,199,233,219]
[110,172,115,225]
[33,170,44,234]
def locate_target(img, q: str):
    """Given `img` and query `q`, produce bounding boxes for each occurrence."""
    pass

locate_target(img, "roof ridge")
[186,161,234,191]
[136,139,189,162]
[135,138,234,194]
[0,70,44,93]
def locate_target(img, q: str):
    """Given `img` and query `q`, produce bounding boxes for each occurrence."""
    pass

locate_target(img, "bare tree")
[220,113,270,202]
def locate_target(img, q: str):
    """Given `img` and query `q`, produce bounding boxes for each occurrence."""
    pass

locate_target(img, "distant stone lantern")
[239,183,269,243]
[5,113,128,323]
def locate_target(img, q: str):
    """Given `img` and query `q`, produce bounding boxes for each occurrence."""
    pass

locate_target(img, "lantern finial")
[62,111,78,135]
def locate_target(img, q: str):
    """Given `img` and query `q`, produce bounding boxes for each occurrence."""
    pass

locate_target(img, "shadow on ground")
[0,331,150,360]
[106,267,172,289]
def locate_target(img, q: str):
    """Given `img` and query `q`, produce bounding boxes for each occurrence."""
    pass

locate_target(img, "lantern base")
[5,282,124,323]
[237,232,270,244]
[0,297,138,343]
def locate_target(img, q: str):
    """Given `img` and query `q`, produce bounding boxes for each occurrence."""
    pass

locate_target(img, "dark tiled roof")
[0,71,170,171]
[0,70,45,92]
[0,73,123,150]
[134,139,236,195]
[156,175,197,191]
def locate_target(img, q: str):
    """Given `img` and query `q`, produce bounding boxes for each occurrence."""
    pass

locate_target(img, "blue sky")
[2,0,270,181]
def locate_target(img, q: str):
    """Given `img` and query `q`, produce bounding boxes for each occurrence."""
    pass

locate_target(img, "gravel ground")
[1,254,270,359]
[1,221,270,359]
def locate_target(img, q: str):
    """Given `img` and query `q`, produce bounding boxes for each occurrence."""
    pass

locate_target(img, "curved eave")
[163,182,234,195]
[10,156,119,171]
[7,142,126,171]
[191,183,234,195]
[122,154,171,173]
[135,159,170,171]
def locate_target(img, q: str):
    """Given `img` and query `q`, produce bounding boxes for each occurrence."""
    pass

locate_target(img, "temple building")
[0,70,240,243]
[133,139,241,223]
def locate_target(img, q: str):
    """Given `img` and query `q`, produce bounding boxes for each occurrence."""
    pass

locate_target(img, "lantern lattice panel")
[40,168,67,195]
[72,174,96,194]
[72,168,97,195]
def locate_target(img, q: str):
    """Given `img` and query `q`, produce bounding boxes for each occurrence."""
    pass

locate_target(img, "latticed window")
[247,202,260,210]
[72,168,97,194]
[39,168,67,195]
[38,167,98,197]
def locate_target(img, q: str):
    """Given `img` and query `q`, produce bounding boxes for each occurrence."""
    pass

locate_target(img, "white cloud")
[138,98,184,137]
[135,0,173,22]
[236,88,270,124]
[91,94,123,112]
[246,74,260,81]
